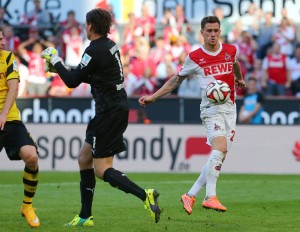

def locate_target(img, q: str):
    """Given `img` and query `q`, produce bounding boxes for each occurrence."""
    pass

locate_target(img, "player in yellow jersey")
[0,27,40,228]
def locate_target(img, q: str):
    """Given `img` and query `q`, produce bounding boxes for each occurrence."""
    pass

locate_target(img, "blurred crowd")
[2,0,300,98]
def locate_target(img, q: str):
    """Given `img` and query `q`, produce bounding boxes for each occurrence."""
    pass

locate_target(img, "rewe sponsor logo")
[203,62,233,76]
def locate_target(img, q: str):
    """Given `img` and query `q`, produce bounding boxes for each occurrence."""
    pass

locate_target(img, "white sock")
[187,163,208,197]
[206,150,224,197]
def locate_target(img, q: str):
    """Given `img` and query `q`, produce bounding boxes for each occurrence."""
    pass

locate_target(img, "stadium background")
[0,0,300,173]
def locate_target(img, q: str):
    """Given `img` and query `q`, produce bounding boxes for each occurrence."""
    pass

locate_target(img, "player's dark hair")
[0,27,2,32]
[86,8,112,36]
[201,16,220,29]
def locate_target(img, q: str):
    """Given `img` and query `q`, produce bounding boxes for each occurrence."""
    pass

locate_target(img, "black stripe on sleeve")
[6,52,12,65]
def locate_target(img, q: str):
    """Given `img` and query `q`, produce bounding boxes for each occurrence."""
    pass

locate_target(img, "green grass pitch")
[0,172,299,232]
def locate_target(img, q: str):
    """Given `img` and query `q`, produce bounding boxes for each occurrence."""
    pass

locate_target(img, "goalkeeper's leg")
[65,143,95,226]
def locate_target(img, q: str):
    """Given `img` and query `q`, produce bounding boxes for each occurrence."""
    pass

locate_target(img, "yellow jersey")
[0,50,20,121]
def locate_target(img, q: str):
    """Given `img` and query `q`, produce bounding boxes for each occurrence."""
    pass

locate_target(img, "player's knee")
[24,154,38,170]
[211,136,227,154]
[78,152,93,169]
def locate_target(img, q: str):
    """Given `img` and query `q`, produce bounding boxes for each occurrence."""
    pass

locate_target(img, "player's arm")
[0,79,18,130]
[54,62,88,88]
[41,47,90,88]
[139,74,186,106]
[233,60,246,88]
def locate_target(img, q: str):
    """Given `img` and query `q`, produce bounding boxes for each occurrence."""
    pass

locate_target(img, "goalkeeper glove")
[41,47,62,66]
[44,60,58,73]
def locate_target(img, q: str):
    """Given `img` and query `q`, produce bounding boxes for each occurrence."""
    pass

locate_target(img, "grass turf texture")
[0,172,299,232]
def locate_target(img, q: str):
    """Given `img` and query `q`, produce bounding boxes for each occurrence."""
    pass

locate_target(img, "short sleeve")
[178,55,199,77]
[6,52,19,81]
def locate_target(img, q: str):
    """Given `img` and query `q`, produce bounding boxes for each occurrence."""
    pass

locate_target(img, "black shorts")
[85,109,128,158]
[0,121,37,160]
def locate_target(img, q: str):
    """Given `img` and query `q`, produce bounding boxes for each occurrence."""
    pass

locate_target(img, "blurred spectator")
[131,66,156,95]
[289,45,300,97]
[238,77,264,124]
[20,0,52,28]
[48,74,71,97]
[191,32,204,51]
[15,54,29,97]
[130,37,156,79]
[123,63,139,96]
[174,4,188,34]
[213,6,232,41]
[3,26,21,54]
[60,10,81,33]
[262,43,291,96]
[177,75,201,97]
[278,8,296,30]
[235,31,257,75]
[149,37,169,65]
[0,7,9,27]
[70,83,92,97]
[176,50,188,72]
[60,10,82,60]
[169,34,191,62]
[135,4,156,46]
[18,37,53,96]
[240,3,262,37]
[272,17,296,57]
[227,19,244,44]
[156,53,176,88]
[161,8,178,43]
[247,58,264,91]
[106,3,117,24]
[62,25,84,68]
[256,11,276,59]
[105,4,120,43]
[123,12,136,46]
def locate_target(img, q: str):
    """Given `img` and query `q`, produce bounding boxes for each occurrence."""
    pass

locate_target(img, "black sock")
[79,169,95,219]
[103,168,146,201]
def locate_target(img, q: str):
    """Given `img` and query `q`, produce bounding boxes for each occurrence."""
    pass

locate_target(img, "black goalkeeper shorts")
[85,109,128,158]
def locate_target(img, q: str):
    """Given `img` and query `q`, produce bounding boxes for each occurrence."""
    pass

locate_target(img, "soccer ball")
[205,80,230,104]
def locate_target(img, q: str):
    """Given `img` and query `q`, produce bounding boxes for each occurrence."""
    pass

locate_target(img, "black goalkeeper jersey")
[55,36,128,115]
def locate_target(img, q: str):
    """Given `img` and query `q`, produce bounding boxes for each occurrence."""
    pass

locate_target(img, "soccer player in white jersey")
[139,16,246,214]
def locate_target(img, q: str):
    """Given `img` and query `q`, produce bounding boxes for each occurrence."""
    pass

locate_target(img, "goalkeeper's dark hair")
[86,8,112,36]
[201,16,220,29]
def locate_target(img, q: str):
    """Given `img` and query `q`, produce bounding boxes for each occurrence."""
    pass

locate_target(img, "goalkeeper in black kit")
[41,8,161,226]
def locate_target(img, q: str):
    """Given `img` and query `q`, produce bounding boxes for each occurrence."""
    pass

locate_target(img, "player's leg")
[65,142,95,227]
[202,112,236,212]
[19,144,40,227]
[181,163,208,215]
[198,114,228,211]
[202,136,227,211]
[5,121,40,227]
[94,158,161,223]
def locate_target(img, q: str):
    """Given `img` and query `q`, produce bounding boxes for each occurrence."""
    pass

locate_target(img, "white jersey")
[178,42,238,116]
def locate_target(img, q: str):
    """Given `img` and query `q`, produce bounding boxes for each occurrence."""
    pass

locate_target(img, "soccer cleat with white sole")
[20,204,40,228]
[202,196,227,212]
[181,193,195,215]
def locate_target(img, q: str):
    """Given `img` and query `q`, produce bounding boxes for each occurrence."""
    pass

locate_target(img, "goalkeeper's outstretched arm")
[54,62,88,88]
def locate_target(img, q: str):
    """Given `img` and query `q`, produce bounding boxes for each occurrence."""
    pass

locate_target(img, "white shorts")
[201,112,236,151]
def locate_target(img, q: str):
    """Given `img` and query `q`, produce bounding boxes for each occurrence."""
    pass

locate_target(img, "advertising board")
[1,124,299,174]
